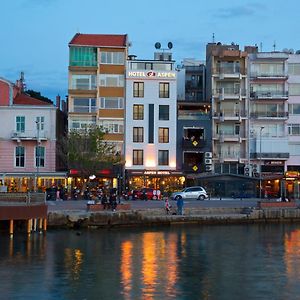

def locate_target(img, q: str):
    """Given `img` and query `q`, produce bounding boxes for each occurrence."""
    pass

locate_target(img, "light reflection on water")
[1,224,300,299]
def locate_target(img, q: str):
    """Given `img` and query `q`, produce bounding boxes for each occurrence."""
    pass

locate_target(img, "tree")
[26,89,53,104]
[60,126,121,192]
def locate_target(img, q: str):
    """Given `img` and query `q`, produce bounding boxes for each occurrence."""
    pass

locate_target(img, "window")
[69,47,97,67]
[289,84,300,96]
[70,116,96,129]
[100,51,125,65]
[289,104,300,115]
[159,105,169,120]
[133,127,144,142]
[288,63,300,75]
[288,124,300,135]
[133,82,144,97]
[15,146,25,167]
[99,120,124,134]
[70,75,96,90]
[73,98,97,113]
[36,146,45,167]
[133,150,143,165]
[158,150,169,166]
[16,116,25,132]
[133,105,144,120]
[99,74,124,87]
[36,116,44,131]
[159,82,169,98]
[100,97,124,109]
[159,128,169,143]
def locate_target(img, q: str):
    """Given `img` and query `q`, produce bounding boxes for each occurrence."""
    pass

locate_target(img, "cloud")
[214,3,266,18]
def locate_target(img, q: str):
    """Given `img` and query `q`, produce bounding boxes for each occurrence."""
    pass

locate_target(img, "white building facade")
[125,55,179,191]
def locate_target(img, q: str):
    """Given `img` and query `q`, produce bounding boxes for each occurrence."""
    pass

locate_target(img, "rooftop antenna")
[273,41,276,51]
[212,33,215,43]
[260,42,263,52]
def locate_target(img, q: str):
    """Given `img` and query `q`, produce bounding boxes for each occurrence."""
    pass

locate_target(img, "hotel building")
[125,51,181,193]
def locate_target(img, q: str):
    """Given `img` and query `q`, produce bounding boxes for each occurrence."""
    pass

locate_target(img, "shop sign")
[264,161,284,165]
[144,170,171,175]
[285,171,299,178]
[128,71,176,79]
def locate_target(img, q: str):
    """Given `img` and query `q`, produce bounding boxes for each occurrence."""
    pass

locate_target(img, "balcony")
[213,66,246,78]
[213,132,244,142]
[250,91,288,100]
[215,151,246,162]
[214,88,246,100]
[250,72,288,80]
[213,110,246,122]
[250,111,289,120]
[250,152,290,159]
[11,130,48,141]
[182,137,206,149]
[178,111,210,121]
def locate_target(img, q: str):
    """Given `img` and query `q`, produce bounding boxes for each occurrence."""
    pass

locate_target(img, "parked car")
[171,186,208,201]
[131,188,161,200]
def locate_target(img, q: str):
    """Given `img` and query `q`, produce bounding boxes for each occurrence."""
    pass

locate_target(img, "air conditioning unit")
[244,165,250,176]
[205,152,212,158]
[205,165,212,172]
[12,132,18,137]
[205,158,212,165]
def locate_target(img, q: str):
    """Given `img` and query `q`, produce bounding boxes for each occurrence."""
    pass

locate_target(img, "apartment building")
[286,52,300,197]
[0,76,66,192]
[176,59,212,182]
[68,33,128,187]
[125,51,181,193]
[248,50,290,197]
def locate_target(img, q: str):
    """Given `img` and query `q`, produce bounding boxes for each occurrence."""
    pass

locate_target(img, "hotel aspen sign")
[127,71,176,79]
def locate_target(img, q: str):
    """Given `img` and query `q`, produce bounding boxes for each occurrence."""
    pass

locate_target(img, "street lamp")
[35,119,40,192]
[259,126,264,198]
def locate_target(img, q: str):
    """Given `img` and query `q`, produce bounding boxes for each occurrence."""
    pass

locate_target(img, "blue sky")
[1,0,300,101]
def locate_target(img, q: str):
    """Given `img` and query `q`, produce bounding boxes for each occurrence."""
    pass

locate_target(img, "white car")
[171,186,208,201]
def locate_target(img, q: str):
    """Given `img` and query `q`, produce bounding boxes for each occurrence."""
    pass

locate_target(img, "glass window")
[158,150,169,166]
[70,116,96,130]
[100,97,124,109]
[36,116,44,131]
[289,104,300,115]
[16,116,25,132]
[70,75,96,90]
[99,120,124,134]
[15,146,25,167]
[159,105,169,120]
[288,63,300,75]
[73,98,97,113]
[133,150,143,165]
[133,82,144,97]
[159,82,169,98]
[99,74,124,87]
[101,52,125,65]
[158,128,169,143]
[288,124,300,135]
[133,105,144,120]
[36,146,45,167]
[69,47,97,67]
[133,127,144,142]
[289,83,300,96]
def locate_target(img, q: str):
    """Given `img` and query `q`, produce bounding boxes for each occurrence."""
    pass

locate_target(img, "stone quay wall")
[47,207,300,229]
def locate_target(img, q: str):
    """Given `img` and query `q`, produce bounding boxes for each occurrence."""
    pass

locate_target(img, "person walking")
[177,197,184,215]
[165,198,171,215]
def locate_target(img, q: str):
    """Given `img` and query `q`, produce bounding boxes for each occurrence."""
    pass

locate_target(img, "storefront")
[126,170,185,195]
[0,172,67,193]
[284,171,300,200]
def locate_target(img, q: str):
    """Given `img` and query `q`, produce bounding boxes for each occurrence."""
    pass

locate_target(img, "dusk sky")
[1,0,300,101]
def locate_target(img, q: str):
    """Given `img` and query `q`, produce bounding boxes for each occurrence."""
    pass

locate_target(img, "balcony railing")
[250,111,289,119]
[182,137,206,149]
[250,91,288,99]
[178,111,210,120]
[213,66,246,75]
[250,152,290,159]
[72,106,97,113]
[11,130,48,140]
[214,88,246,98]
[250,72,288,79]
[213,110,246,118]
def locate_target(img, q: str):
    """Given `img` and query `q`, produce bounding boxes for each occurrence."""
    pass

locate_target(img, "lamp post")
[259,126,264,198]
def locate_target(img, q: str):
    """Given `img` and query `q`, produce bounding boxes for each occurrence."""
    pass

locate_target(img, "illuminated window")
[133,82,144,97]
[133,127,144,142]
[133,150,143,165]
[158,127,169,143]
[133,104,144,120]
[159,82,169,98]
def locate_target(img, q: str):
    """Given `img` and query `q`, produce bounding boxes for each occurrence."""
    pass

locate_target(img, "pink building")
[0,76,67,192]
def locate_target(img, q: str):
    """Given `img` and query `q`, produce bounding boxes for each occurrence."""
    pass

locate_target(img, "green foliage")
[62,126,120,178]
[26,89,53,104]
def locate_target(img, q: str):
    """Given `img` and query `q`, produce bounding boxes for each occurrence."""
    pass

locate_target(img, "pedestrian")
[177,197,184,215]
[165,198,171,215]
[109,190,117,211]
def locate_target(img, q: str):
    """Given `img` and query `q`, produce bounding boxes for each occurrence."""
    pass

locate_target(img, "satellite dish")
[282,48,289,53]
[289,49,294,54]
[155,42,161,49]
[296,50,300,55]
[168,42,173,49]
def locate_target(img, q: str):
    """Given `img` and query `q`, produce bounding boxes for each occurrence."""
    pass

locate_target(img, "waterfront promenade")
[46,198,300,228]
